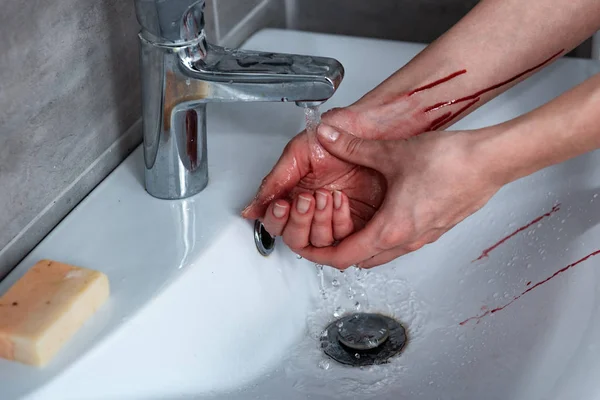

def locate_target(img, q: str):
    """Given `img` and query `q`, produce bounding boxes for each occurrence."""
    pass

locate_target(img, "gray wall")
[0,0,591,279]
[288,0,480,44]
[0,0,285,279]
[287,0,591,58]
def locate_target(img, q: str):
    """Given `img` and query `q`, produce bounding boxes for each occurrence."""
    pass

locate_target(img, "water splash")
[282,264,432,399]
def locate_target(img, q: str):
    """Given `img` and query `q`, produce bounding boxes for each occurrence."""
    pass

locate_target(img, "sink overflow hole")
[254,220,275,256]
[320,313,406,367]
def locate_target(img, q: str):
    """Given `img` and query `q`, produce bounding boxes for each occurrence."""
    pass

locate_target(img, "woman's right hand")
[292,124,503,269]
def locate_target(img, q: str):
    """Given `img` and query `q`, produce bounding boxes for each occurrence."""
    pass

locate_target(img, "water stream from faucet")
[302,105,371,313]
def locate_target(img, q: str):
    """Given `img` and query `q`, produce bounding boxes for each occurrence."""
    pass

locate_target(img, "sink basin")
[3,29,600,400]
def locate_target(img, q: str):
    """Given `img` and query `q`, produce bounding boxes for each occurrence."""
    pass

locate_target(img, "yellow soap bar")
[0,259,109,367]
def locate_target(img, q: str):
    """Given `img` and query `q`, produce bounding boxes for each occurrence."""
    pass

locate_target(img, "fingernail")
[273,203,287,218]
[297,195,312,214]
[318,124,340,142]
[333,191,342,209]
[316,191,327,210]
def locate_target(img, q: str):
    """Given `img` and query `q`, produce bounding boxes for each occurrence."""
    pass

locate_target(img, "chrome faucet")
[134,0,344,199]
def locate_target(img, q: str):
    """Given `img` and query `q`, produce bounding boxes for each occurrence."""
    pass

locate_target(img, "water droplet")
[346,287,356,300]
[333,306,344,318]
[318,360,331,370]
[354,353,361,359]
[354,301,361,311]
[332,279,340,287]
[296,254,303,259]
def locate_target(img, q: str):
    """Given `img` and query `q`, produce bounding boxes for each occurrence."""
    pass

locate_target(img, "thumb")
[316,124,385,170]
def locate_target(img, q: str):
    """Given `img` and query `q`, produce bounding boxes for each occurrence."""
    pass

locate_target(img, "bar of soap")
[0,259,109,367]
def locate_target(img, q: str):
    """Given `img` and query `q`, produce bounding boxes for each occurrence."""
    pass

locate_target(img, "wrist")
[469,121,549,188]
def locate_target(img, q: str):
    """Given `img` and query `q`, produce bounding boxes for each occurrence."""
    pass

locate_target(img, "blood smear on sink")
[472,204,561,262]
[460,248,600,326]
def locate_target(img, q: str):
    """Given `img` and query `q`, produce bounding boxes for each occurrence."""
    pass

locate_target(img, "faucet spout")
[135,0,344,200]
[180,44,344,104]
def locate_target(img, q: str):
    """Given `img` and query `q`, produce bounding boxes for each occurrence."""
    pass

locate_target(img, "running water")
[281,107,432,397]
[304,105,321,133]
[304,106,327,162]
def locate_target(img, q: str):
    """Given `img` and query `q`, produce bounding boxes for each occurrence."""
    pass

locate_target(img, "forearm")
[477,73,600,185]
[350,0,600,135]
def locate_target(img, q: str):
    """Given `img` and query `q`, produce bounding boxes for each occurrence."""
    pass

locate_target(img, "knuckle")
[405,241,425,252]
[333,261,352,270]
[345,137,363,157]
[311,239,334,248]
[283,235,307,252]
[287,242,306,252]
[377,224,413,250]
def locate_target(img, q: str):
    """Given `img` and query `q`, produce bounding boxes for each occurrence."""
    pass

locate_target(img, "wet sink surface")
[3,29,600,400]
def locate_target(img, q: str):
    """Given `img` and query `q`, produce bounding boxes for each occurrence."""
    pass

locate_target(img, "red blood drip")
[426,112,452,131]
[473,204,561,262]
[423,49,564,114]
[408,70,468,96]
[407,49,564,130]
[430,98,480,131]
[460,249,600,326]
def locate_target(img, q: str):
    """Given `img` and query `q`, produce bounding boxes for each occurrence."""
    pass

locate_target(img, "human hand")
[291,124,502,269]
[241,100,432,248]
[240,106,386,249]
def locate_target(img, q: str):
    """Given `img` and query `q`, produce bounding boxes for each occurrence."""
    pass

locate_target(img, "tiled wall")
[0,0,285,279]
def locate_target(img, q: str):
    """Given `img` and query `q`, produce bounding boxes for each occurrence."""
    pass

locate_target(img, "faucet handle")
[135,0,205,43]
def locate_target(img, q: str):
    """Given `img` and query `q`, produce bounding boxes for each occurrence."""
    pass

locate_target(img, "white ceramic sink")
[3,29,600,400]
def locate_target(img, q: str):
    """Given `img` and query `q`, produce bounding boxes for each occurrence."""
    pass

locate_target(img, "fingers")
[316,124,386,171]
[332,190,354,240]
[282,193,316,251]
[296,213,388,269]
[241,139,305,220]
[261,200,290,237]
[262,190,354,249]
[310,190,334,247]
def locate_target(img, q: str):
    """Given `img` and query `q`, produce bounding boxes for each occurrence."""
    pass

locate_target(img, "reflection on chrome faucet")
[174,199,197,271]
[134,0,344,200]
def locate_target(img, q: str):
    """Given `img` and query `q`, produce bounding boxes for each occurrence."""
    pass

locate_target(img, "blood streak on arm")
[407,49,565,131]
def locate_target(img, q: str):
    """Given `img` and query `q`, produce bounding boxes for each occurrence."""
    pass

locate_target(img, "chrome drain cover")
[320,313,406,367]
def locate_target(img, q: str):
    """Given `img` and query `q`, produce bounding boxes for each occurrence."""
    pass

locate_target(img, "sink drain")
[254,220,276,256]
[320,313,406,367]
